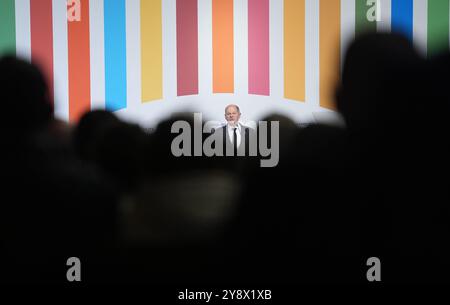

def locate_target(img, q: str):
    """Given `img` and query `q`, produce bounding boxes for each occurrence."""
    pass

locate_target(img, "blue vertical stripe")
[391,0,413,41]
[104,0,127,111]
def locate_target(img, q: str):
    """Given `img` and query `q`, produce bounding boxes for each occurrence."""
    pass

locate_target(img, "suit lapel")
[221,124,248,155]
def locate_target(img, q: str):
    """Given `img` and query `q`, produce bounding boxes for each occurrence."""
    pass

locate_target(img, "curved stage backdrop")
[0,0,449,127]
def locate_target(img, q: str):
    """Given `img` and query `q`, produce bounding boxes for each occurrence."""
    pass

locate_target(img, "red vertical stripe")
[30,0,54,105]
[248,0,270,96]
[176,0,198,96]
[68,0,91,122]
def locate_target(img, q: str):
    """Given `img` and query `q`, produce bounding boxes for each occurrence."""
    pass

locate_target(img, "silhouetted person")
[336,33,448,283]
[217,105,255,157]
[0,56,118,283]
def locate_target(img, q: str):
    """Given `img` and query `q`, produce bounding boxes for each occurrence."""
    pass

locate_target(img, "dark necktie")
[233,127,238,156]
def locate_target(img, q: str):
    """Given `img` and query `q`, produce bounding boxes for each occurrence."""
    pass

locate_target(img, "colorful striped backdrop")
[0,0,449,125]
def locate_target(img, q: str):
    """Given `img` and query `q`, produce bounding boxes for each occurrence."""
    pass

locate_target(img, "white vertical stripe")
[234,0,248,96]
[270,0,283,99]
[15,0,31,61]
[163,0,177,103]
[305,0,319,107]
[413,0,427,56]
[341,0,355,73]
[377,0,391,32]
[90,0,105,110]
[52,0,69,121]
[198,0,212,95]
[126,0,141,110]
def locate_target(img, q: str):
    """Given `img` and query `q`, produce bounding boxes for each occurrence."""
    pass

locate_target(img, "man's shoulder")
[241,124,255,133]
[212,124,227,133]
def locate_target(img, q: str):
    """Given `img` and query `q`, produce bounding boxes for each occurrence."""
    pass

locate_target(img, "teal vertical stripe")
[0,0,16,55]
[428,0,450,58]
[355,0,377,36]
[104,0,127,111]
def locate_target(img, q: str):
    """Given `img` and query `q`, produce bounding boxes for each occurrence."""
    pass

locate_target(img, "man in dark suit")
[218,104,256,157]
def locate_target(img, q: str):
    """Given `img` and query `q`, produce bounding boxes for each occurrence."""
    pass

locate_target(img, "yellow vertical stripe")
[141,0,162,102]
[284,0,305,102]
[319,0,340,109]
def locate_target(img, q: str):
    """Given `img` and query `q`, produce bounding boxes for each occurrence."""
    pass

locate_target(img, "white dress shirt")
[227,122,242,147]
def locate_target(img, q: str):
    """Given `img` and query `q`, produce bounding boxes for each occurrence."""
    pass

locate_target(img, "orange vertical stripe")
[68,0,91,122]
[30,0,54,106]
[212,0,234,93]
[319,0,340,110]
[284,0,305,102]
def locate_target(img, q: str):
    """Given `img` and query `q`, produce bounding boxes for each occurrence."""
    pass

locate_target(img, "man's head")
[224,104,241,126]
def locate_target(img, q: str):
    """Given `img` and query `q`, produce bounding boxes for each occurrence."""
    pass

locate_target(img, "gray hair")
[225,104,241,114]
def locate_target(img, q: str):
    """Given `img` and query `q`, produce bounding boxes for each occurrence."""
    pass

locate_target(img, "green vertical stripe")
[0,0,16,55]
[428,0,450,58]
[356,0,377,36]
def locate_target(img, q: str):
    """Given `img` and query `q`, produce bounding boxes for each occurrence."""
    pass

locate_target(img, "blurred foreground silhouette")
[1,33,449,284]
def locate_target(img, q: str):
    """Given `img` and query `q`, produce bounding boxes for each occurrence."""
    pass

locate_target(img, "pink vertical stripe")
[248,0,269,96]
[30,0,54,105]
[176,0,198,96]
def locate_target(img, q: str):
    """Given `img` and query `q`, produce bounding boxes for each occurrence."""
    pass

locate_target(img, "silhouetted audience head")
[96,120,147,192]
[74,110,121,161]
[146,112,231,175]
[336,32,424,133]
[0,56,53,135]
